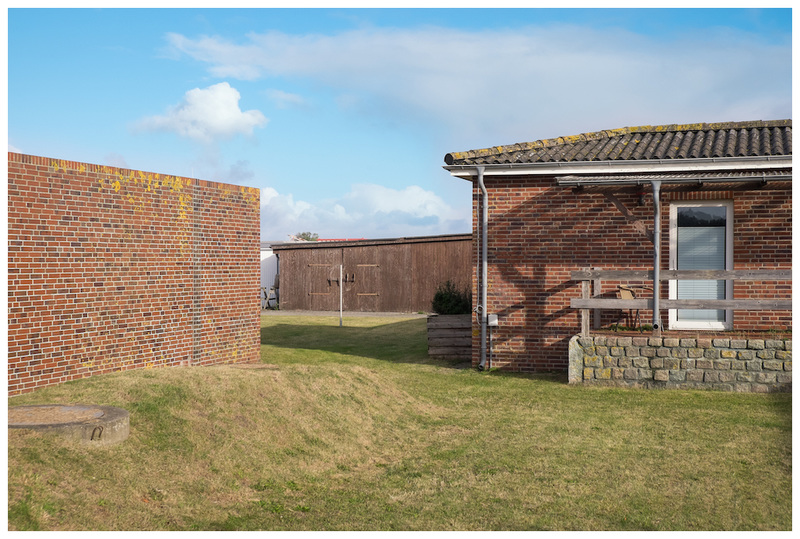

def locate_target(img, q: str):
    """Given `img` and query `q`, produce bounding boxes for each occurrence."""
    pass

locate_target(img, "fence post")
[592,267,602,330]
[581,270,590,337]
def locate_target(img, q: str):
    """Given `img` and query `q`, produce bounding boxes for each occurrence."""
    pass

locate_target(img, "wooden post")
[592,266,602,330]
[581,272,590,337]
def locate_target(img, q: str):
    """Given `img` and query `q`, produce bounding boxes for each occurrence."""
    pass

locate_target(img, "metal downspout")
[651,180,663,332]
[477,167,489,370]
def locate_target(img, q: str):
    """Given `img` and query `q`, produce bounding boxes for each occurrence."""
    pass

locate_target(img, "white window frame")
[668,200,734,331]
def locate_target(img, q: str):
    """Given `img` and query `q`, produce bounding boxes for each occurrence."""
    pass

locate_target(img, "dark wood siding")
[272,234,471,312]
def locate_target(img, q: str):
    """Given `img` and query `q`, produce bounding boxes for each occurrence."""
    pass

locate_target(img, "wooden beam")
[603,193,654,243]
[571,269,792,281]
[571,298,791,310]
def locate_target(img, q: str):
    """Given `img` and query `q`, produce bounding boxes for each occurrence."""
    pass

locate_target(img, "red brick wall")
[7,153,261,395]
[472,177,791,372]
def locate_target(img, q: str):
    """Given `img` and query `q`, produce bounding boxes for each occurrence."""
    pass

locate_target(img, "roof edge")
[444,119,793,165]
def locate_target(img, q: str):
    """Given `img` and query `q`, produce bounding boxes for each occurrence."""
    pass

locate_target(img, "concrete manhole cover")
[9,404,130,446]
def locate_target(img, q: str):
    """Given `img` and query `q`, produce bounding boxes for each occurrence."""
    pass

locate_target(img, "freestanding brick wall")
[8,153,261,395]
[472,180,792,373]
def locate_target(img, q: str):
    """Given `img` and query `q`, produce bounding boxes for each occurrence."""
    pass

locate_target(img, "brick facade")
[8,153,261,395]
[473,178,792,373]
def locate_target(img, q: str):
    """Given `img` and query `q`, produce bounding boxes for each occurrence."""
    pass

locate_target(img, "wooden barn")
[271,234,472,312]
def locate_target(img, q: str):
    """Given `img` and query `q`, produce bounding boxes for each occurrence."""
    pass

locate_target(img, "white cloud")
[136,82,267,143]
[260,183,469,241]
[166,25,790,149]
[267,89,309,109]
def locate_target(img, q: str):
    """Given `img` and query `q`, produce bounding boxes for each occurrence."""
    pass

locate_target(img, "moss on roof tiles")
[444,120,792,165]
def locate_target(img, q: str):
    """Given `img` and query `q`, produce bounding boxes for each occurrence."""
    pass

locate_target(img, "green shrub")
[431,280,472,315]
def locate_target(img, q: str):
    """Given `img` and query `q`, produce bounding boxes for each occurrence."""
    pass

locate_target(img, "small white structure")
[261,242,279,306]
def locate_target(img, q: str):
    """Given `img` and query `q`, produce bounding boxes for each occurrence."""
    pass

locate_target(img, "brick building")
[7,153,261,395]
[443,120,792,374]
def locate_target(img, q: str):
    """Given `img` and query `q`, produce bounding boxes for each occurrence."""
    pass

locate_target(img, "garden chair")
[617,285,652,329]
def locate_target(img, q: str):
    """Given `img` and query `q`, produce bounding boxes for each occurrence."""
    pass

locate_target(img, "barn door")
[305,248,342,311]
[343,247,381,311]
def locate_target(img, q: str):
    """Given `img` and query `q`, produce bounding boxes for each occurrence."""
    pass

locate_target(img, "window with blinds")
[669,202,733,330]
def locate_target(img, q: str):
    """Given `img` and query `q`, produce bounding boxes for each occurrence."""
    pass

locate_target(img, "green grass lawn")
[7,315,792,530]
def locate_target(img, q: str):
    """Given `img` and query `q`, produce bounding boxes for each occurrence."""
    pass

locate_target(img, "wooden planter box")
[427,314,472,360]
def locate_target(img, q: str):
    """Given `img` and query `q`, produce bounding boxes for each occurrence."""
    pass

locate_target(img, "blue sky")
[6,6,792,241]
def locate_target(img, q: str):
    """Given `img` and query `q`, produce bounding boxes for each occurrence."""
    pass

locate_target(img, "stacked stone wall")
[569,334,791,392]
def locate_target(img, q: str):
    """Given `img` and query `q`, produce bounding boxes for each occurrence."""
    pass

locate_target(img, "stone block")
[612,368,625,380]
[623,368,639,380]
[584,356,603,368]
[671,347,688,359]
[757,349,776,360]
[751,384,770,394]
[696,359,714,370]
[777,372,792,384]
[745,360,762,372]
[704,371,720,383]
[720,349,737,359]
[578,337,595,348]
[733,383,752,393]
[756,372,777,384]
[650,357,664,369]
[785,341,792,351]
[704,349,720,360]
[680,338,697,348]
[625,346,640,357]
[737,350,755,361]
[775,350,791,361]
[610,346,624,357]
[648,337,663,347]
[583,368,595,380]
[594,336,607,346]
[641,347,656,357]
[639,368,654,380]
[606,337,618,346]
[731,360,745,371]
[681,359,695,369]
[714,360,731,370]
[718,371,735,383]
[748,340,765,350]
[657,347,671,357]
[736,371,756,382]
[654,369,669,382]
[765,339,785,350]
[617,357,632,368]
[595,345,609,356]
[663,338,680,347]
[784,361,792,371]
[632,337,649,346]
[686,370,704,382]
[603,356,617,368]
[688,348,704,358]
[669,370,687,382]
[730,339,747,349]
[632,357,649,368]
[663,358,680,370]
[697,338,713,349]
[595,368,612,380]
[617,337,633,347]
[712,338,730,348]
[763,360,783,371]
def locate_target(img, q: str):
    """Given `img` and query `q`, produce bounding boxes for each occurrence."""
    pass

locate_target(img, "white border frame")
[668,200,734,331]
